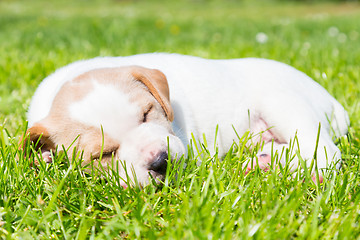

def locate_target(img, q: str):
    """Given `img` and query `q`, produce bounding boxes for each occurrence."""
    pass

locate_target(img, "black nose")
[149,151,168,175]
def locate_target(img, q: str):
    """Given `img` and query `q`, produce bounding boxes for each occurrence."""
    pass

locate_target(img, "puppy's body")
[27,53,349,186]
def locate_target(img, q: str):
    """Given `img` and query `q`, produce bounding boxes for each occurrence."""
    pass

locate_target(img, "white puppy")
[25,53,349,187]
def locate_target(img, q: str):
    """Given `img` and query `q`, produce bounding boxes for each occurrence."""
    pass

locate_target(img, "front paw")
[245,153,272,174]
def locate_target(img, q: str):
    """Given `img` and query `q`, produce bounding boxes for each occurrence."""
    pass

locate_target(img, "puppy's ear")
[20,123,56,163]
[132,68,174,121]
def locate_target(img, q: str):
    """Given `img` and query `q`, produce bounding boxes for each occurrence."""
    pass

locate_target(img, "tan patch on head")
[69,66,174,121]
[46,76,95,120]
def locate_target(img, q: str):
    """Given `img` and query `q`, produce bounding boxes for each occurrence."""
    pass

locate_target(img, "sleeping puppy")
[25,53,349,187]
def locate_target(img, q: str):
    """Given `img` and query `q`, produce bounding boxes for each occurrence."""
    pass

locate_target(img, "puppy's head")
[24,66,185,187]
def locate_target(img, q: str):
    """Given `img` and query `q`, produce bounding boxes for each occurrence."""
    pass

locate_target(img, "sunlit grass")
[0,0,359,238]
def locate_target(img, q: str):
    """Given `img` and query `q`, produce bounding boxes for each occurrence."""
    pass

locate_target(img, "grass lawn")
[1,0,360,238]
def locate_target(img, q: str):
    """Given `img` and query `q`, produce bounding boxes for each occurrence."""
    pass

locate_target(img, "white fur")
[69,81,138,141]
[28,53,349,181]
[118,123,185,185]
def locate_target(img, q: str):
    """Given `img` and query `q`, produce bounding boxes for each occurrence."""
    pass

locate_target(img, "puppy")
[25,53,349,187]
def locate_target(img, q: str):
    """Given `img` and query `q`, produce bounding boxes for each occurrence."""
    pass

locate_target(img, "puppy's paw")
[41,151,53,164]
[311,173,324,184]
[245,153,272,174]
[32,150,53,166]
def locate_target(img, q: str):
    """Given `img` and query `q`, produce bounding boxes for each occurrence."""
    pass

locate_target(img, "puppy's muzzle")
[149,151,168,175]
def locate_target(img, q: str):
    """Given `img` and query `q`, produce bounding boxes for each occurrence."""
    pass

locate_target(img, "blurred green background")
[0,0,359,134]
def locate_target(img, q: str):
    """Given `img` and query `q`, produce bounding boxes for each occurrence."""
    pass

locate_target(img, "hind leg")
[244,142,288,174]
[245,114,342,179]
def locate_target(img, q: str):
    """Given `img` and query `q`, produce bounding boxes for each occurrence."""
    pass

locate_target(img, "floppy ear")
[131,67,174,121]
[20,123,56,163]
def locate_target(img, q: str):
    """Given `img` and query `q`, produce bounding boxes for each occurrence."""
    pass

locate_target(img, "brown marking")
[22,123,56,153]
[58,66,174,121]
[131,67,174,121]
[19,123,56,165]
[26,66,174,170]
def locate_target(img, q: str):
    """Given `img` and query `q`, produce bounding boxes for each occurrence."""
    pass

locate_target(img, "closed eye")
[91,145,119,160]
[92,151,115,160]
[101,151,115,158]
[142,104,153,123]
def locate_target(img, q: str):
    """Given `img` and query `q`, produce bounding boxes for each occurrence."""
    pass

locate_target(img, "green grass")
[1,0,360,238]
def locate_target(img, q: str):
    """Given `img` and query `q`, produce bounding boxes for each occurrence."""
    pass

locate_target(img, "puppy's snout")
[149,151,168,175]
